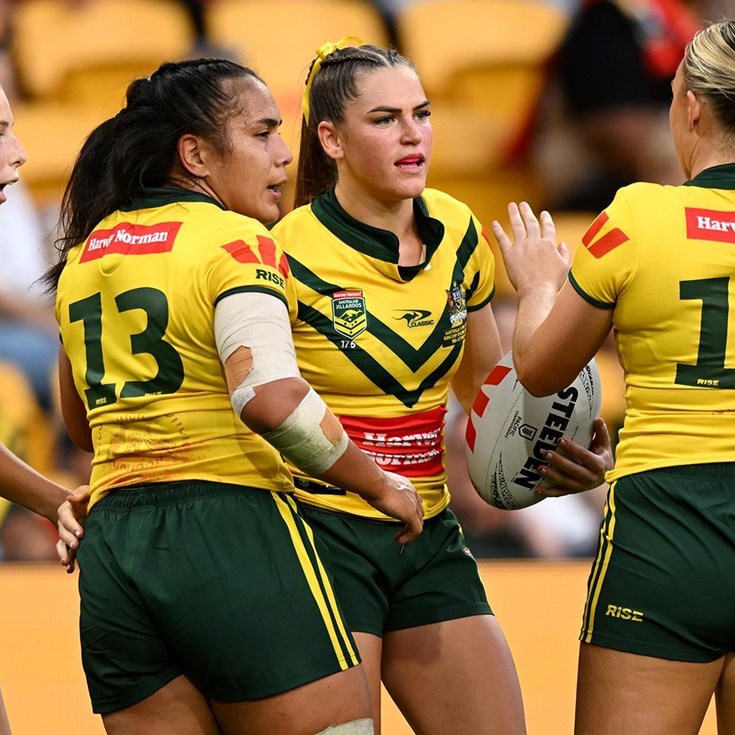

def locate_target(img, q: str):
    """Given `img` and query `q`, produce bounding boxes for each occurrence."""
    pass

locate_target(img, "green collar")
[120,186,225,212]
[311,188,445,276]
[684,163,735,190]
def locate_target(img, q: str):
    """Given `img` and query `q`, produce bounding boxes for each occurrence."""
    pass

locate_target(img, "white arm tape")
[214,291,300,415]
[262,387,350,476]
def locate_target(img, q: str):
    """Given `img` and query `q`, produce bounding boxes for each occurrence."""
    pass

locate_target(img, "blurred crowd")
[0,0,729,561]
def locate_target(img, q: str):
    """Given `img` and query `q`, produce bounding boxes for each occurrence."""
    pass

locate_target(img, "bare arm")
[491,203,614,492]
[451,303,503,414]
[58,346,93,452]
[219,293,424,543]
[0,445,69,523]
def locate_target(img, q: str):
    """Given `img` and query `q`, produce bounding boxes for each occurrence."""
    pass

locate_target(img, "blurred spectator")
[0,182,58,412]
[536,0,701,211]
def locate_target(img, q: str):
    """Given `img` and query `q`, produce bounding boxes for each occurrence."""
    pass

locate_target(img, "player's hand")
[368,471,424,544]
[57,485,91,573]
[491,202,570,297]
[536,418,613,497]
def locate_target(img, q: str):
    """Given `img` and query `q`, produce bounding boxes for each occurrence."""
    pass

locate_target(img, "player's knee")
[313,718,374,735]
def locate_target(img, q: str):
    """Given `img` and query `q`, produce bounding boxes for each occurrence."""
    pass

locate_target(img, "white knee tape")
[313,719,374,735]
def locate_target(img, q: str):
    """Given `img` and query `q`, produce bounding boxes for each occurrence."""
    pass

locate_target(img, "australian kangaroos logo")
[332,289,367,339]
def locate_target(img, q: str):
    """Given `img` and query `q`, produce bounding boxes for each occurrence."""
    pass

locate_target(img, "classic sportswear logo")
[686,208,735,243]
[394,309,434,328]
[81,222,182,262]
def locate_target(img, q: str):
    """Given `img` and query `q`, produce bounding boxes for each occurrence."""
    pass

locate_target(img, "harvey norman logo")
[81,222,182,262]
[686,208,735,243]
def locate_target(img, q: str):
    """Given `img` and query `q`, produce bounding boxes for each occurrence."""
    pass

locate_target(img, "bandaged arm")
[214,292,389,499]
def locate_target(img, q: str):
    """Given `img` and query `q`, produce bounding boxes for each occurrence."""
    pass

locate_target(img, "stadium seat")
[12,0,194,110]
[11,0,194,205]
[397,0,568,134]
[206,0,391,121]
[14,102,105,206]
[396,0,570,226]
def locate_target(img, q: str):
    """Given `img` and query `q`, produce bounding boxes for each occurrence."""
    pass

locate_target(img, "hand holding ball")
[465,352,602,510]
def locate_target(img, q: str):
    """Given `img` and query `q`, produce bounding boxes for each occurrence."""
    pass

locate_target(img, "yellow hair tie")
[302,36,364,124]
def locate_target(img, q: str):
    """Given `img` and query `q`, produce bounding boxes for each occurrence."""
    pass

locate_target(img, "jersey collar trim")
[311,188,445,271]
[120,187,226,212]
[684,163,735,189]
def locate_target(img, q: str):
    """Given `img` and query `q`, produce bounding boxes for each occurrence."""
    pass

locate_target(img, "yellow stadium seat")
[12,0,194,113]
[11,0,194,205]
[397,0,568,107]
[397,0,570,223]
[14,101,105,206]
[207,0,391,121]
[397,0,568,154]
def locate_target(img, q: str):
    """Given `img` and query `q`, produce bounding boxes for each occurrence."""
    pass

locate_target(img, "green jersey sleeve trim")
[215,285,288,309]
[569,271,616,310]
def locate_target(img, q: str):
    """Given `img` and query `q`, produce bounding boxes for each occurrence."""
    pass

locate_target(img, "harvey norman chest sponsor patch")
[81,222,182,262]
[686,208,735,243]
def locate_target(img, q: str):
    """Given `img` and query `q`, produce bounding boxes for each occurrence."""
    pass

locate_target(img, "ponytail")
[45,58,260,291]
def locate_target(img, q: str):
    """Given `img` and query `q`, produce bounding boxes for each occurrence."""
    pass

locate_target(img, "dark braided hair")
[45,58,261,291]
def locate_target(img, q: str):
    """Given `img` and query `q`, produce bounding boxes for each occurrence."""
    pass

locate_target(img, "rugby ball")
[465,352,602,510]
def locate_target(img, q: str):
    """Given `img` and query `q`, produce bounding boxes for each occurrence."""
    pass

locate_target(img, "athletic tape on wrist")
[262,387,349,475]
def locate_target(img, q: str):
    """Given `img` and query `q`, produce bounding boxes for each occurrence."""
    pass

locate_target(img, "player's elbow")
[239,377,311,434]
[515,360,568,398]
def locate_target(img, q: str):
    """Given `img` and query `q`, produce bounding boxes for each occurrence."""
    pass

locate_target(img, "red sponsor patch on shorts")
[685,208,735,243]
[81,222,181,262]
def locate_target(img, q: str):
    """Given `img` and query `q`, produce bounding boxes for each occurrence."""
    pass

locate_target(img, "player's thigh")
[715,652,735,734]
[575,643,723,735]
[101,675,220,735]
[211,665,371,735]
[381,615,526,735]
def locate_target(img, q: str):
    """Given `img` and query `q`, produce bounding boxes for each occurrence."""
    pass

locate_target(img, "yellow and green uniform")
[55,188,295,508]
[570,165,735,483]
[572,165,735,662]
[58,188,360,713]
[273,188,495,636]
[273,187,495,520]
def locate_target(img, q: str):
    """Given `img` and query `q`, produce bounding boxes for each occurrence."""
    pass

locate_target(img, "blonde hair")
[683,20,735,133]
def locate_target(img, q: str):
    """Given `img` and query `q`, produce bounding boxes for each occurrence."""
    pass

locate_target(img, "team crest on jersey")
[443,282,467,346]
[332,289,367,339]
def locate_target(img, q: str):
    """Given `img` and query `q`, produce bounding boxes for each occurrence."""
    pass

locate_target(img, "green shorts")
[298,504,492,636]
[78,482,359,714]
[581,463,735,663]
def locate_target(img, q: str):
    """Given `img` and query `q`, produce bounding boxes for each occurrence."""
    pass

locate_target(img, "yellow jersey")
[570,164,735,481]
[56,188,295,507]
[272,188,495,519]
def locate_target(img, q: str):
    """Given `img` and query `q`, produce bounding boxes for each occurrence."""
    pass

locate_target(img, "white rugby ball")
[465,352,602,510]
